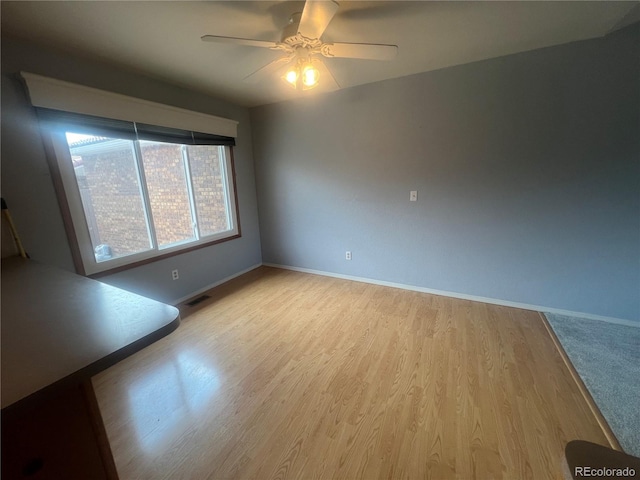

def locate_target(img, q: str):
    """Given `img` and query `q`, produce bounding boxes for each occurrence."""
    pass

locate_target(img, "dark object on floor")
[562,440,640,479]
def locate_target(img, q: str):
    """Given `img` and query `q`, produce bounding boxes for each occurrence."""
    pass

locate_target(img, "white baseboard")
[171,262,263,305]
[263,263,639,328]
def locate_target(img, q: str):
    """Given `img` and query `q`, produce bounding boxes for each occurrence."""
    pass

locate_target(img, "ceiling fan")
[201,0,398,91]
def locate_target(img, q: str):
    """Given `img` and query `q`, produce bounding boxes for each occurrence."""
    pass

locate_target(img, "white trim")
[263,263,640,328]
[21,72,238,138]
[170,263,263,305]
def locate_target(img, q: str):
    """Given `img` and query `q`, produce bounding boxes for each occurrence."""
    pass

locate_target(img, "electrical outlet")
[171,269,179,280]
[346,251,352,260]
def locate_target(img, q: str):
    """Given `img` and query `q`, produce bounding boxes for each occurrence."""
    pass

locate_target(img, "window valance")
[20,72,238,140]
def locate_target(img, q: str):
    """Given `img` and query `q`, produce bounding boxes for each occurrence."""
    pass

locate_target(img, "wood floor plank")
[93,267,610,479]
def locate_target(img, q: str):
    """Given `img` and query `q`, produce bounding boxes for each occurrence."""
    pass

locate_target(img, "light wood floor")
[93,267,609,479]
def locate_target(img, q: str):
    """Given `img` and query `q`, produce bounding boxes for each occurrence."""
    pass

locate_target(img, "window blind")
[36,108,236,146]
[136,122,235,146]
[36,108,138,140]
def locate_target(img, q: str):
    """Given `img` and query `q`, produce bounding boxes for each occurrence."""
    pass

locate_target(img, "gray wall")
[251,24,640,321]
[1,37,262,303]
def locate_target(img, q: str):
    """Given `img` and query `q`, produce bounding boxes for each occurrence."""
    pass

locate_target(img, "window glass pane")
[66,133,152,262]
[139,141,196,249]
[186,145,231,237]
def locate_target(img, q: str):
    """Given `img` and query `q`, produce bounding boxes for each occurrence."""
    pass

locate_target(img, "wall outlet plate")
[346,251,352,260]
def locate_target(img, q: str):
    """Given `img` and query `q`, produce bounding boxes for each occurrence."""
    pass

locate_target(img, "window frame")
[45,128,241,277]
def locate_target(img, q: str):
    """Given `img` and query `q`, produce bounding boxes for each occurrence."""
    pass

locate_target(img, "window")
[21,72,239,276]
[47,123,239,276]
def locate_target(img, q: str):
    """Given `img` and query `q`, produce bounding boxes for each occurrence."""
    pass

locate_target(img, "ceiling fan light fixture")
[285,69,298,86]
[283,60,320,90]
[302,64,319,88]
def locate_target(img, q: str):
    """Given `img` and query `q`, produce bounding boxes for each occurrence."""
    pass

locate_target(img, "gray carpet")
[545,313,640,457]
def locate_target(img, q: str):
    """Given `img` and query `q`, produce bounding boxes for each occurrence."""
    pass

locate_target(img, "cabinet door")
[2,382,116,480]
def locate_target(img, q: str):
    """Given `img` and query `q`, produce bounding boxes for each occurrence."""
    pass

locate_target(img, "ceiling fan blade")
[201,35,278,49]
[314,59,340,91]
[243,56,293,84]
[322,42,398,61]
[298,0,339,40]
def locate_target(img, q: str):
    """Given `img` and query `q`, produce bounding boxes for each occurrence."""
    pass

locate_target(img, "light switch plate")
[410,191,418,202]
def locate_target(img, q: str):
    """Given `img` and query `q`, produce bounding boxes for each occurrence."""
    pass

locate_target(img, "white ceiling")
[2,1,638,107]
